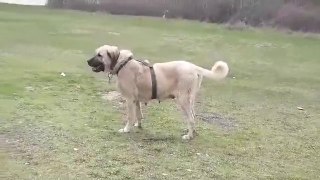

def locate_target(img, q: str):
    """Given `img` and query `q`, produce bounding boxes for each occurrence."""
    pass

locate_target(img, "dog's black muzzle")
[87,55,105,72]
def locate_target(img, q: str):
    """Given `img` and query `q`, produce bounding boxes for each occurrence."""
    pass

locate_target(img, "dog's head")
[87,45,120,73]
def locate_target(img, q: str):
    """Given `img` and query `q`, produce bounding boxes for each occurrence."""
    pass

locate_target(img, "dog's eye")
[97,53,102,57]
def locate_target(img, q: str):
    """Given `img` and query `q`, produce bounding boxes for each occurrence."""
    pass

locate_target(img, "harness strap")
[149,66,157,99]
[136,59,157,99]
[111,57,158,100]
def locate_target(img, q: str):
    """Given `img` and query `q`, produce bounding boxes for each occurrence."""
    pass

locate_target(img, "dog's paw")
[134,122,142,129]
[118,128,130,133]
[182,134,193,140]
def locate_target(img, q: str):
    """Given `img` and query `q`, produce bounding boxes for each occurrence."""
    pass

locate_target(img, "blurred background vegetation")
[46,0,320,32]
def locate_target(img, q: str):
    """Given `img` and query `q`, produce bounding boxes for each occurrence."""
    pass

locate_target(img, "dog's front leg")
[119,99,136,133]
[134,101,143,128]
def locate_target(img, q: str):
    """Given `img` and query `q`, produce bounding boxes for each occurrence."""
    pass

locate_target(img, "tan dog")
[87,45,229,140]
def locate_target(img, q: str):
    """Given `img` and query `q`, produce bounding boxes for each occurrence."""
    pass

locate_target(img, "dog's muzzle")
[87,56,105,72]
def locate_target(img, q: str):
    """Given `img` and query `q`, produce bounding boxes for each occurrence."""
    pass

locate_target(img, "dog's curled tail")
[196,61,229,80]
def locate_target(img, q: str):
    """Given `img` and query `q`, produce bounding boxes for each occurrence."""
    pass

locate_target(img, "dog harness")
[111,57,158,100]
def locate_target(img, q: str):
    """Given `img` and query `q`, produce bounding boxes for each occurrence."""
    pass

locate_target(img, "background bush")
[46,0,320,32]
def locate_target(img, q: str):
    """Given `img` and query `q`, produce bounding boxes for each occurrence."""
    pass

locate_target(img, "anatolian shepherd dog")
[87,45,229,140]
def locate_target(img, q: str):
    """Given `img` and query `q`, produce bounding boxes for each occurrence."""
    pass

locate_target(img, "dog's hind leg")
[134,101,143,128]
[190,75,202,126]
[119,99,136,133]
[176,73,200,140]
[177,93,196,140]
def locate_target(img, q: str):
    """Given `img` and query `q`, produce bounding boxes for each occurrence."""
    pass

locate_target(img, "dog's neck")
[110,57,133,75]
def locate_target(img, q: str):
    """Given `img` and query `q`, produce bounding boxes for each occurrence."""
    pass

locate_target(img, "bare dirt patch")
[0,134,22,154]
[0,135,11,152]
[101,91,124,102]
[101,91,127,115]
[196,112,237,131]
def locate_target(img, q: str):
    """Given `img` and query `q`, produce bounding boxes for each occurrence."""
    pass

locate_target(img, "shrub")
[273,3,320,32]
[46,0,320,32]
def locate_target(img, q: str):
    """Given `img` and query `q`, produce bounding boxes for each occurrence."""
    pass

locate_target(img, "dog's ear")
[106,46,120,70]
[107,51,113,61]
[106,46,120,62]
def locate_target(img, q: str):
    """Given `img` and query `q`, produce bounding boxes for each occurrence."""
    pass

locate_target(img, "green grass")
[1,4,320,180]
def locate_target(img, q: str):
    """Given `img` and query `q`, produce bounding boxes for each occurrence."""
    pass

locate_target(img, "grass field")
[1,4,320,180]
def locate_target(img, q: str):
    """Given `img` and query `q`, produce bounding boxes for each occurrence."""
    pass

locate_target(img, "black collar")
[111,57,133,75]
